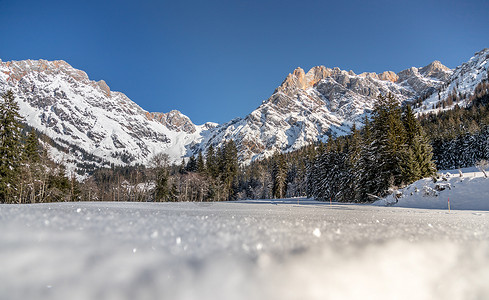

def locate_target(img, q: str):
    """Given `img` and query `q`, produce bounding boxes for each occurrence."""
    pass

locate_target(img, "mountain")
[192,58,453,162]
[0,49,488,171]
[0,59,215,171]
[415,48,489,112]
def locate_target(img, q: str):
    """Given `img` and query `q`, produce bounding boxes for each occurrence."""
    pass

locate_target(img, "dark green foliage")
[8,78,487,204]
[24,130,41,163]
[220,140,239,200]
[399,105,436,183]
[271,153,287,199]
[185,156,197,172]
[304,94,438,203]
[0,91,24,203]
[197,151,205,174]
[205,144,217,177]
[420,80,489,169]
[370,93,406,191]
[152,153,170,202]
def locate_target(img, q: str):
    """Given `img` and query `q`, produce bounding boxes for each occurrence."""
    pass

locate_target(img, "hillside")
[1,49,488,171]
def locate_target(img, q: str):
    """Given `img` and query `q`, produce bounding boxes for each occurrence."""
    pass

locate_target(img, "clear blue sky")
[1,0,488,124]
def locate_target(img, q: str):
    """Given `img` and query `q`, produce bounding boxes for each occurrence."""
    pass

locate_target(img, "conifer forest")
[1,79,489,204]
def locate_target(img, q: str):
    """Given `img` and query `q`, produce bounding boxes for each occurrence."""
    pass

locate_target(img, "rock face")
[192,58,455,163]
[149,110,197,134]
[0,59,211,171]
[418,48,489,112]
[1,49,488,170]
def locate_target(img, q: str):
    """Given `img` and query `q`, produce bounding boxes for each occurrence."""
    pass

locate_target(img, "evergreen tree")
[222,140,238,200]
[399,147,421,183]
[356,116,378,201]
[412,134,436,178]
[179,158,186,174]
[205,144,216,178]
[370,93,406,194]
[151,153,170,202]
[402,105,421,146]
[20,130,42,203]
[400,105,436,182]
[197,150,205,174]
[24,130,41,163]
[0,91,24,203]
[271,153,287,199]
[186,156,197,172]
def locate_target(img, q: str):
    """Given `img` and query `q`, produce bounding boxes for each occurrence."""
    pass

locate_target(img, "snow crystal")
[1,200,488,300]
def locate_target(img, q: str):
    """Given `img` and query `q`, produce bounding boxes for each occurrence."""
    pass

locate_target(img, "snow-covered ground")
[374,167,489,210]
[1,200,488,300]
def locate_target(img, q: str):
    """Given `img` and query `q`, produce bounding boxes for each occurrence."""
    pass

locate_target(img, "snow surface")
[374,168,489,211]
[1,200,488,300]
[417,48,489,115]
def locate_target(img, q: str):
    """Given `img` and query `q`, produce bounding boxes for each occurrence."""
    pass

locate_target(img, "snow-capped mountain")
[0,59,214,170]
[192,58,453,162]
[0,48,487,169]
[417,48,489,113]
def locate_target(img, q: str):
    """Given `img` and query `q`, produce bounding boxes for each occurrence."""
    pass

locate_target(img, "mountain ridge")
[1,49,488,172]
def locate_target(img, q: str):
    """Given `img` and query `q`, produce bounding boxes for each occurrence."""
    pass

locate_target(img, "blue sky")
[1,0,488,124]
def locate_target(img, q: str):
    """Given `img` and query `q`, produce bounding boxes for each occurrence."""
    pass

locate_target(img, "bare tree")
[476,159,488,178]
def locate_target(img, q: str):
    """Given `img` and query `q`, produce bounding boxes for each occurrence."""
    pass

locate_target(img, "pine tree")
[0,91,24,203]
[186,156,197,172]
[20,130,42,203]
[221,140,238,200]
[343,124,361,201]
[402,105,420,146]
[151,153,170,202]
[370,93,406,194]
[205,144,216,178]
[179,158,186,174]
[197,150,205,174]
[413,133,436,178]
[24,130,41,163]
[399,147,421,183]
[272,153,287,199]
[401,104,436,182]
[356,116,378,201]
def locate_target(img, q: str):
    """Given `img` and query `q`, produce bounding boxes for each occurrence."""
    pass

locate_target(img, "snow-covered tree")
[0,91,24,203]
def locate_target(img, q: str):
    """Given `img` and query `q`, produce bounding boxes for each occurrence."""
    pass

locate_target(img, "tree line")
[2,80,489,204]
[0,91,78,203]
[236,94,436,202]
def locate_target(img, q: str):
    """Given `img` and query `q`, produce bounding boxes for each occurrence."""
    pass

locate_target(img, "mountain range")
[1,48,488,173]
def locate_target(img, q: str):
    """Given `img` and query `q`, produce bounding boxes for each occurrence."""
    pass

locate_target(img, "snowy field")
[1,200,489,300]
[374,167,489,210]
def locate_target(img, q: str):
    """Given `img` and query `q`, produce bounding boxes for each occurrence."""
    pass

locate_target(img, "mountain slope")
[415,48,489,113]
[0,59,212,170]
[1,49,488,169]
[193,60,452,162]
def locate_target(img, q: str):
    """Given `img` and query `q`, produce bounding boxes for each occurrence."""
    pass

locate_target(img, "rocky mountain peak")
[97,80,111,97]
[149,110,196,134]
[305,66,333,87]
[2,48,486,170]
[1,59,90,83]
[276,64,408,99]
[276,67,306,94]
[419,60,451,81]
[378,71,399,82]
[277,66,337,95]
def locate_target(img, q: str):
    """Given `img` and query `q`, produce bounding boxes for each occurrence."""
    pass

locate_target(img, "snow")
[418,48,489,114]
[1,200,488,300]
[374,168,489,210]
[0,59,212,169]
[1,50,485,167]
